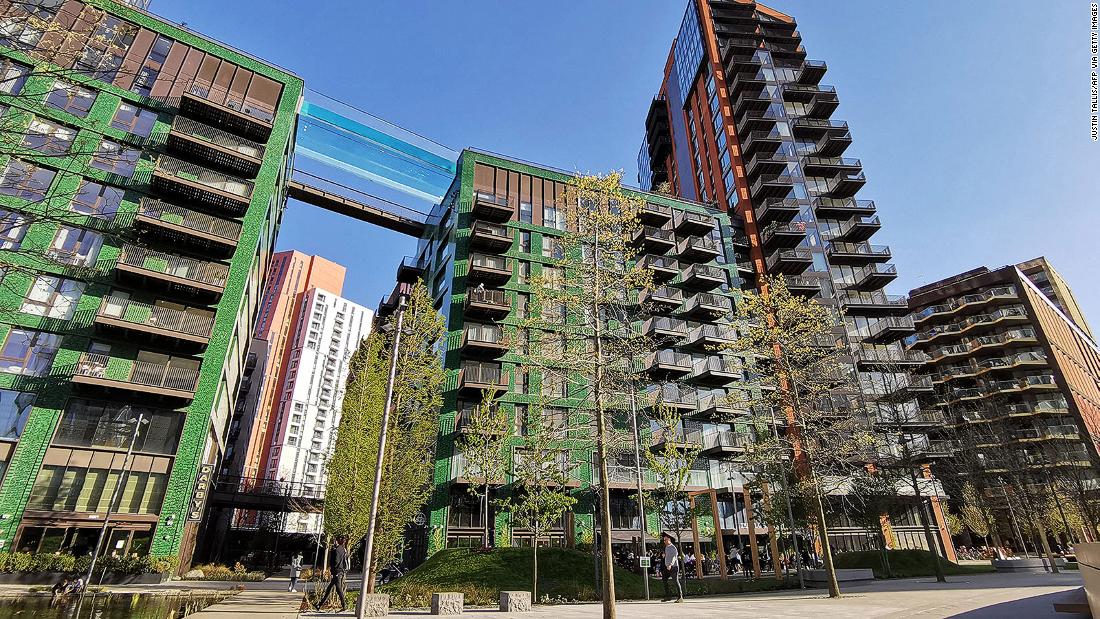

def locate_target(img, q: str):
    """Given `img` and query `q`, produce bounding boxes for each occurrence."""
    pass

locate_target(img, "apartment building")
[0,0,302,569]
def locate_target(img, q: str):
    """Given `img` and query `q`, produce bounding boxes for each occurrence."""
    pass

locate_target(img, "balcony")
[741,131,784,159]
[912,286,1019,325]
[875,410,943,430]
[847,263,897,291]
[711,2,757,26]
[701,431,750,457]
[725,49,764,77]
[116,244,229,297]
[650,428,703,453]
[837,291,910,316]
[467,253,512,285]
[682,292,734,319]
[734,88,773,118]
[750,174,795,201]
[975,352,1048,374]
[744,154,789,180]
[736,111,781,138]
[802,156,862,177]
[178,88,274,142]
[852,347,929,369]
[641,254,680,281]
[166,116,265,178]
[765,248,813,275]
[72,352,199,400]
[152,155,253,215]
[689,356,742,386]
[830,215,881,242]
[806,91,839,119]
[461,324,507,358]
[471,191,513,222]
[1005,399,1070,418]
[813,197,875,218]
[95,295,215,346]
[674,210,716,235]
[797,60,827,85]
[465,288,510,320]
[861,316,916,344]
[644,349,693,378]
[814,130,853,157]
[792,118,849,139]
[817,172,867,199]
[646,384,698,412]
[826,242,891,265]
[677,235,720,262]
[643,316,688,339]
[632,225,676,253]
[760,221,807,250]
[640,202,674,226]
[134,198,240,256]
[875,375,934,401]
[458,362,503,395]
[909,440,957,460]
[694,393,750,419]
[682,263,726,290]
[641,286,684,312]
[469,220,512,251]
[754,198,802,225]
[783,274,822,296]
[684,324,737,349]
[729,71,768,101]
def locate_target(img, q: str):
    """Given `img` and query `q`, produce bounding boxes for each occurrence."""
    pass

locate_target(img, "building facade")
[0,0,302,568]
[638,0,953,556]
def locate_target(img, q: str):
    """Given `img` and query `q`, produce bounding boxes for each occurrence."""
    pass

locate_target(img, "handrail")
[74,352,199,393]
[118,244,229,288]
[139,198,242,241]
[171,116,266,159]
[98,295,214,338]
[156,155,254,198]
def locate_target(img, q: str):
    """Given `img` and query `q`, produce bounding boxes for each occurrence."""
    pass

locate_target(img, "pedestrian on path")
[661,533,684,603]
[289,552,303,593]
[314,536,350,612]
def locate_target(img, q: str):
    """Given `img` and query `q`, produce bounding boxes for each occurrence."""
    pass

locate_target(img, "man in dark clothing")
[315,536,350,612]
[660,533,684,603]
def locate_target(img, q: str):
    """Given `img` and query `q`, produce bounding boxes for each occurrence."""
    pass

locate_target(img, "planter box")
[991,558,1066,574]
[0,571,168,585]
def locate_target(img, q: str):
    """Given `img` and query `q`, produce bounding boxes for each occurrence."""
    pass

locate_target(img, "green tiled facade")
[0,0,302,566]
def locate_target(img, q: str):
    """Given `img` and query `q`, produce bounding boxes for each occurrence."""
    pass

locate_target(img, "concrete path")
[185,578,304,618]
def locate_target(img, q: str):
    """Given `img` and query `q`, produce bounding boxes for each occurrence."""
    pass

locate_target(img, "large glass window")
[45,81,96,118]
[23,118,76,154]
[49,226,103,266]
[0,388,34,440]
[0,57,29,94]
[70,180,122,219]
[110,103,156,138]
[0,328,61,376]
[27,463,168,515]
[53,399,185,455]
[0,160,56,201]
[89,139,139,177]
[0,208,28,249]
[21,274,84,320]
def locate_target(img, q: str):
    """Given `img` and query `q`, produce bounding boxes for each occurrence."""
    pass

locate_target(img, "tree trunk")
[1035,521,1060,573]
[878,531,893,578]
[533,533,539,602]
[483,484,490,548]
[590,226,617,619]
[812,489,841,598]
[911,472,946,583]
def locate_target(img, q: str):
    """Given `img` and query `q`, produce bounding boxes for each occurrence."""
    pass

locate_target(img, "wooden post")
[879,513,895,549]
[689,494,704,579]
[923,465,958,563]
[761,483,783,579]
[708,489,728,580]
[743,489,761,578]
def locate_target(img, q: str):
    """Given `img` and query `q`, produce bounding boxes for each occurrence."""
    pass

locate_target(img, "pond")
[0,591,235,618]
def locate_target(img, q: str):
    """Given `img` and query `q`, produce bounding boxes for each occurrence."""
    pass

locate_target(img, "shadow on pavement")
[948,590,1088,619]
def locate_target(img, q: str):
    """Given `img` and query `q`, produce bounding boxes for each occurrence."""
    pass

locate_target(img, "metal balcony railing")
[138,198,242,242]
[171,116,265,159]
[156,155,254,198]
[98,295,215,338]
[74,352,199,393]
[118,244,230,288]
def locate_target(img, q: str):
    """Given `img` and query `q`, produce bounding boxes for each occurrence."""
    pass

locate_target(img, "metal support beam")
[287,180,426,237]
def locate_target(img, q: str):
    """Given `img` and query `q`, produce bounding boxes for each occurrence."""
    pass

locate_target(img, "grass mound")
[833,549,994,579]
[379,547,796,607]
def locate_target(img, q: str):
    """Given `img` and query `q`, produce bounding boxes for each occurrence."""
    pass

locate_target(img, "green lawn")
[833,549,996,579]
[376,547,797,608]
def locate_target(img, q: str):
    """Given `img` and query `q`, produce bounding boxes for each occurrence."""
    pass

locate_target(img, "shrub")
[0,552,177,575]
[184,563,266,582]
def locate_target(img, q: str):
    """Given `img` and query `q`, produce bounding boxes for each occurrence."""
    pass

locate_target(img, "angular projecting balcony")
[134,198,241,256]
[179,89,274,142]
[837,291,910,317]
[721,36,763,61]
[674,210,716,235]
[735,90,773,119]
[470,191,513,222]
[115,244,229,298]
[792,117,849,139]
[469,220,512,251]
[458,361,503,395]
[825,242,891,265]
[461,324,507,358]
[152,155,253,215]
[806,91,839,119]
[682,292,734,319]
[682,263,726,290]
[741,130,784,159]
[644,349,693,378]
[641,286,684,312]
[802,156,862,177]
[760,221,807,250]
[701,431,750,457]
[874,375,934,402]
[467,253,512,285]
[684,323,737,349]
[852,347,929,369]
[749,174,795,201]
[814,130,853,157]
[875,409,943,430]
[694,393,750,419]
[640,202,674,226]
[689,356,742,387]
[729,71,768,102]
[744,154,788,180]
[797,60,827,85]
[711,1,757,26]
[736,111,781,138]
[784,274,822,296]
[813,198,875,218]
[465,288,510,320]
[396,256,427,285]
[646,384,698,413]
[677,235,720,263]
[765,248,813,275]
[644,316,688,339]
[831,215,881,242]
[641,254,680,282]
[861,316,916,344]
[650,428,703,453]
[632,225,676,253]
[816,171,867,199]
[72,352,200,401]
[847,263,898,291]
[95,295,215,347]
[166,116,265,178]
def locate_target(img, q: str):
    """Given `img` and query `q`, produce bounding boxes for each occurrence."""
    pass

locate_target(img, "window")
[519,201,533,224]
[111,103,156,138]
[0,58,29,94]
[0,5,50,50]
[0,328,61,376]
[519,231,531,253]
[74,46,124,82]
[0,209,27,249]
[21,275,84,320]
[53,399,184,455]
[0,388,34,440]
[49,226,102,266]
[542,236,562,259]
[70,180,122,218]
[517,262,530,285]
[0,160,55,201]
[543,204,564,230]
[93,15,137,48]
[89,139,139,177]
[45,81,96,118]
[23,118,76,154]
[514,404,528,436]
[28,462,168,515]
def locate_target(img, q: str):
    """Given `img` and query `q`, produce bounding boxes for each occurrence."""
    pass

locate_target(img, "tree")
[846,470,899,578]
[957,481,994,543]
[516,171,653,619]
[456,389,510,548]
[728,275,879,598]
[324,281,445,589]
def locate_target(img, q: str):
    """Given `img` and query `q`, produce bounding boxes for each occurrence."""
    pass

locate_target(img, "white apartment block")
[265,287,373,533]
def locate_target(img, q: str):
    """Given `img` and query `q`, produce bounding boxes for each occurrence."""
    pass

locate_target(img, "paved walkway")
[186,587,303,618]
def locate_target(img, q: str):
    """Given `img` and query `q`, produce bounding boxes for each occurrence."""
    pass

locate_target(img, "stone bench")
[802,568,875,588]
[992,558,1067,573]
[499,590,532,612]
[431,592,464,615]
[359,593,390,617]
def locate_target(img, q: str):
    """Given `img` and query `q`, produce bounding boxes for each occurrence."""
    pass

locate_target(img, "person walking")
[314,536,350,612]
[661,533,684,603]
[289,552,303,593]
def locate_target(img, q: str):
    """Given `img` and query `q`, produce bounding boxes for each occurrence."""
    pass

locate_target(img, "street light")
[627,388,649,600]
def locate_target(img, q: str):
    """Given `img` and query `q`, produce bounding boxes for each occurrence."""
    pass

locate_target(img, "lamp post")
[357,293,407,619]
[84,407,147,590]
[765,406,804,589]
[628,389,649,600]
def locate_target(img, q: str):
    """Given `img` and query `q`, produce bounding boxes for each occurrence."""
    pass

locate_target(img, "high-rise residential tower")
[639,0,953,557]
[0,0,302,570]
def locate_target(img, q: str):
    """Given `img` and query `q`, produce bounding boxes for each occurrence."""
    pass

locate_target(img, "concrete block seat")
[500,591,532,612]
[802,568,875,588]
[359,594,390,617]
[992,557,1067,573]
[431,592,464,615]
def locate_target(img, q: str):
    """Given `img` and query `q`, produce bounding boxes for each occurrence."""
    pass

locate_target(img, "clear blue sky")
[152,0,1100,326]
